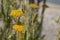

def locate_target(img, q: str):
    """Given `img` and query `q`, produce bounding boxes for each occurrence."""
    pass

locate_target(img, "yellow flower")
[13,24,24,32]
[10,10,24,18]
[29,4,39,9]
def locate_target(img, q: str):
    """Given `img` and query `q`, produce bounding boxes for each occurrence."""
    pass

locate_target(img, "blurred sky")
[47,0,60,5]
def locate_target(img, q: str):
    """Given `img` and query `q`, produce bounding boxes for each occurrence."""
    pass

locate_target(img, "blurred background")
[47,0,60,5]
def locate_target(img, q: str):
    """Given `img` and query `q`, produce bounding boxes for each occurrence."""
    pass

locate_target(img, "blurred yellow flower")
[13,24,24,32]
[29,4,39,9]
[10,10,24,18]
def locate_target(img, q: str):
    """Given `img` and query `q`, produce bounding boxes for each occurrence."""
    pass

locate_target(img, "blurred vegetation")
[0,0,49,40]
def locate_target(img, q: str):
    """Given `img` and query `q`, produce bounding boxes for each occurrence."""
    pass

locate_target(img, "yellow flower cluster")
[13,24,24,32]
[29,4,39,9]
[10,10,24,18]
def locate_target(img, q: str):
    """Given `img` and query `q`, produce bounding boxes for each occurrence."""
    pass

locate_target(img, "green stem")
[16,31,23,40]
[34,0,47,40]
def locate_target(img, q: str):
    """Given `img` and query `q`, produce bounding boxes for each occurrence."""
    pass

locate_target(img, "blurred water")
[47,0,60,5]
